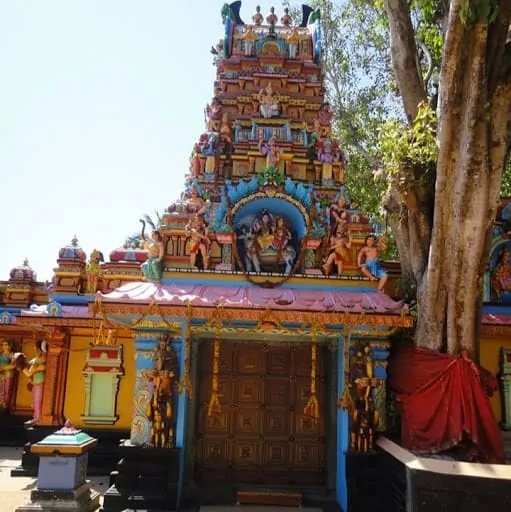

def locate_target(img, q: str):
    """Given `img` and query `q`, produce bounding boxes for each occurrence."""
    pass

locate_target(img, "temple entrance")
[195,341,327,486]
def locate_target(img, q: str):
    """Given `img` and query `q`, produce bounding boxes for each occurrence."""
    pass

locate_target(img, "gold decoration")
[339,334,354,411]
[303,321,320,423]
[177,302,193,398]
[207,323,222,417]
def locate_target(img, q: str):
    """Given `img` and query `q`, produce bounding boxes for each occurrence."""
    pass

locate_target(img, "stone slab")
[200,508,322,512]
[15,489,100,511]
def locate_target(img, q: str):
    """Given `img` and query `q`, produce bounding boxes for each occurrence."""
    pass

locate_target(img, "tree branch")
[383,0,428,121]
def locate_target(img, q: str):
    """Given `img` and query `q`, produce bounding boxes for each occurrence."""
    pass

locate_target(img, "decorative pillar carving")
[130,333,183,446]
[40,328,69,426]
[130,335,158,446]
[340,338,390,453]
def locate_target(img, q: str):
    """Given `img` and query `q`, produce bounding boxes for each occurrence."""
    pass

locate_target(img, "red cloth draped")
[388,344,504,463]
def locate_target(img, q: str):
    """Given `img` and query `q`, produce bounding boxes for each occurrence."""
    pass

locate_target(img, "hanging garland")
[177,302,193,398]
[231,235,309,288]
[207,323,222,417]
[303,322,320,423]
[339,332,354,412]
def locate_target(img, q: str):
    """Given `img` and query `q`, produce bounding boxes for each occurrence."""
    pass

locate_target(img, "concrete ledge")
[376,437,511,478]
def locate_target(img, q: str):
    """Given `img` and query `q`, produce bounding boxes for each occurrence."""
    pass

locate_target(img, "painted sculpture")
[139,220,164,282]
[185,213,211,270]
[21,339,47,425]
[348,343,383,452]
[0,339,15,409]
[252,5,263,26]
[491,247,511,302]
[85,249,104,294]
[358,235,388,292]
[322,228,352,276]
[144,337,177,448]
[257,83,280,119]
[239,210,296,274]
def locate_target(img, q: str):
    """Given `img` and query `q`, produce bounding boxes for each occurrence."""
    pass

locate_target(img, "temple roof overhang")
[88,281,413,328]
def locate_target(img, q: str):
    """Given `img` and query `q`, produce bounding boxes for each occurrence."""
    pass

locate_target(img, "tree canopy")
[301,0,511,354]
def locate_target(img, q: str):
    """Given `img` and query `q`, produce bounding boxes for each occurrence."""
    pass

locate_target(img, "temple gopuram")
[1,3,509,511]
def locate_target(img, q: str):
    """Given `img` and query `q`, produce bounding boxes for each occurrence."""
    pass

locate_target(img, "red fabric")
[388,344,504,463]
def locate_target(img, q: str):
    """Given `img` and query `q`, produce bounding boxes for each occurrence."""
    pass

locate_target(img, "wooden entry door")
[195,341,326,485]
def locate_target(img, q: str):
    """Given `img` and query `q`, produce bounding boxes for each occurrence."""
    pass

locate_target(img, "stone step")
[201,508,322,512]
[237,490,302,507]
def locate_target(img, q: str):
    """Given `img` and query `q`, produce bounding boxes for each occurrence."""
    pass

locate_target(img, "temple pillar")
[130,335,159,446]
[130,332,184,446]
[39,329,68,426]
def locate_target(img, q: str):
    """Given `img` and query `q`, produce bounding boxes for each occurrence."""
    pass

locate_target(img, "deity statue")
[139,221,164,282]
[329,195,350,236]
[258,134,283,169]
[266,7,278,35]
[491,248,511,301]
[219,112,233,153]
[189,143,202,178]
[0,339,15,410]
[243,25,258,57]
[185,213,211,270]
[348,344,382,452]
[286,27,301,59]
[322,227,352,276]
[257,83,280,119]
[198,131,218,174]
[307,119,322,161]
[185,184,206,214]
[143,337,177,448]
[357,235,388,292]
[252,5,263,26]
[241,211,296,274]
[21,339,47,426]
[253,209,276,252]
[85,249,104,295]
[317,138,343,183]
[281,7,292,27]
[317,102,334,126]
[205,97,222,129]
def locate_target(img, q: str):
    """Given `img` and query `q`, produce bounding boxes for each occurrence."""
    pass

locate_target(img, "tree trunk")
[384,0,511,354]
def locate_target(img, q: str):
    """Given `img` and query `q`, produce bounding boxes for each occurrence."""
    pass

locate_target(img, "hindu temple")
[1,3,510,511]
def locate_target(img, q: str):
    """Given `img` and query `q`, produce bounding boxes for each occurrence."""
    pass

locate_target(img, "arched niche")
[232,194,309,273]
[485,236,511,303]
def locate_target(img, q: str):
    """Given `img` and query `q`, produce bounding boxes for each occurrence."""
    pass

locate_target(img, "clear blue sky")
[0,0,266,282]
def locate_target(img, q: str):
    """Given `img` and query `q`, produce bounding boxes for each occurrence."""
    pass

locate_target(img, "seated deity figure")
[357,235,388,292]
[257,83,280,118]
[323,227,352,276]
[258,134,283,169]
[253,210,276,252]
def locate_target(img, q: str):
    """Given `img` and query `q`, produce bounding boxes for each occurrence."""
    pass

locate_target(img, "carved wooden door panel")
[196,341,326,485]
